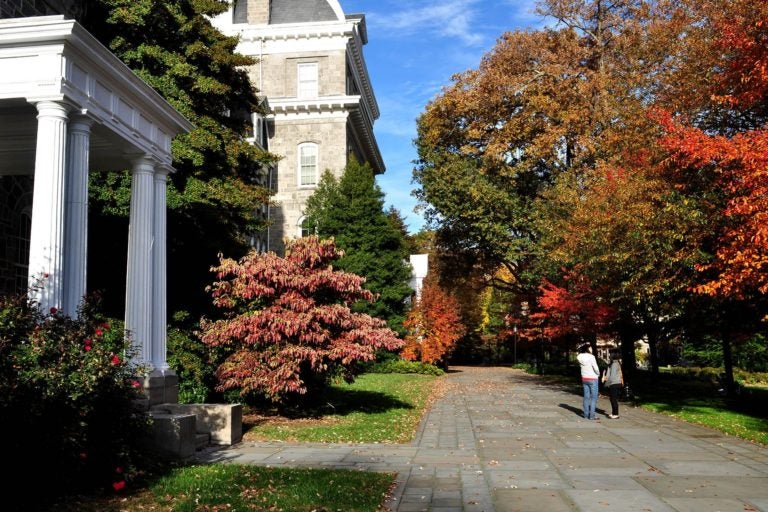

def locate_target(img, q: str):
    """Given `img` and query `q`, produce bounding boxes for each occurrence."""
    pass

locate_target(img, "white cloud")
[365,0,486,47]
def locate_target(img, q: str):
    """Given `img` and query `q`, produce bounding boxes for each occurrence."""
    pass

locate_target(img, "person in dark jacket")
[603,350,624,419]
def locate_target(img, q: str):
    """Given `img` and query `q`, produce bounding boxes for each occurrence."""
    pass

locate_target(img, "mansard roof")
[270,0,340,24]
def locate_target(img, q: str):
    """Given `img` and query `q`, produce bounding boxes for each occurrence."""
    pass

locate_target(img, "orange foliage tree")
[658,0,768,299]
[402,277,466,366]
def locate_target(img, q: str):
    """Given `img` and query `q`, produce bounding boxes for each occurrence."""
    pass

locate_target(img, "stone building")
[211,0,384,254]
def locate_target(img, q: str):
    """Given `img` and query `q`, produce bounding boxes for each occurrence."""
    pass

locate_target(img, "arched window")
[298,142,318,187]
[298,216,316,238]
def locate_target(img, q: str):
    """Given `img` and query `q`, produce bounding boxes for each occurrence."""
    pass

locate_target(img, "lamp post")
[514,324,518,364]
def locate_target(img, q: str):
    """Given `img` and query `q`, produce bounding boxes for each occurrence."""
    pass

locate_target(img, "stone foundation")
[138,370,243,458]
[158,403,243,446]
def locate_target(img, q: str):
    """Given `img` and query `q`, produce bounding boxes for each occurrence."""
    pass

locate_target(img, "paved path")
[196,366,768,511]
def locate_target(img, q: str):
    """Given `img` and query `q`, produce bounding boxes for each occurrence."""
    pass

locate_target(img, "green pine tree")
[305,158,414,333]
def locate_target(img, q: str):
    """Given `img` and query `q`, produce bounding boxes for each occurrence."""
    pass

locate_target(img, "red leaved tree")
[402,276,465,366]
[199,236,404,402]
[531,269,616,349]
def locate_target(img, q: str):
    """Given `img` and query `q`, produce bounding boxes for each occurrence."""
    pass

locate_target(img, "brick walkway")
[195,366,768,511]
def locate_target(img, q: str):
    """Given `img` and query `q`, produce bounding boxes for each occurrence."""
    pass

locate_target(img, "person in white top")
[577,344,600,420]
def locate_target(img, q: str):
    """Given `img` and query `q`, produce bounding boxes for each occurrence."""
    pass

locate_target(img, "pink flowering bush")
[0,292,150,504]
[200,236,405,403]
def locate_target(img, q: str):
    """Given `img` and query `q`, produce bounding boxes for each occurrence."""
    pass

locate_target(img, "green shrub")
[366,358,445,376]
[667,366,722,385]
[0,292,150,505]
[166,317,224,404]
[682,334,768,373]
[735,369,768,385]
[512,362,535,373]
[664,366,768,388]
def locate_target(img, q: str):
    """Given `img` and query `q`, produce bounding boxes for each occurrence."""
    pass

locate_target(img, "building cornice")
[269,95,384,174]
[234,19,379,122]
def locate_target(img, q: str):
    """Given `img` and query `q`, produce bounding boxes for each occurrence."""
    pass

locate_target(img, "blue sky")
[339,0,544,233]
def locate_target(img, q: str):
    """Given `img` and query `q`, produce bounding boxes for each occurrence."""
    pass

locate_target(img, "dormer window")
[297,62,318,98]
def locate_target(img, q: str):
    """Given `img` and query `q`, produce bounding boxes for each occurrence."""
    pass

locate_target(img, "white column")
[28,101,69,312]
[63,115,94,317]
[152,166,171,372]
[125,156,155,367]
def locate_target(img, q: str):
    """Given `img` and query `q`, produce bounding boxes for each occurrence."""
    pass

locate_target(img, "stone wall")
[268,117,348,252]
[252,49,347,98]
[253,46,350,253]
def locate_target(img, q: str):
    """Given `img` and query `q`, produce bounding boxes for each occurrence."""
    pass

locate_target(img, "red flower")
[95,328,103,337]
[112,480,126,492]
[115,466,124,474]
[102,322,111,331]
[85,338,92,345]
[111,355,121,365]
[49,307,57,315]
[84,345,92,352]
[131,380,141,388]
[43,273,49,278]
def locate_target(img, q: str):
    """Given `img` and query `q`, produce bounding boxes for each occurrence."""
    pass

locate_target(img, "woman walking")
[577,344,600,420]
[603,351,624,419]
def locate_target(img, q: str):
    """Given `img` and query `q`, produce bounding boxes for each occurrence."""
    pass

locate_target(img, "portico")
[0,16,193,394]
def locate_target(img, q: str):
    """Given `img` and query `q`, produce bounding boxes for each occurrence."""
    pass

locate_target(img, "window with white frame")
[298,143,318,186]
[297,62,318,98]
[252,112,266,149]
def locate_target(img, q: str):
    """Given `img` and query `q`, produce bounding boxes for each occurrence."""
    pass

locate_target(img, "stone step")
[195,432,211,450]
[147,403,242,458]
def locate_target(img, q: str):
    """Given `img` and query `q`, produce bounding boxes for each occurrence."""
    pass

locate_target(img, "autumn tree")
[658,1,768,298]
[413,0,691,366]
[304,158,414,333]
[80,0,276,318]
[535,159,708,373]
[401,275,466,367]
[199,237,404,402]
[654,0,768,391]
[413,0,670,300]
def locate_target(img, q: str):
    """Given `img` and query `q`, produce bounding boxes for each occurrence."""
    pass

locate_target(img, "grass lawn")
[243,372,441,443]
[637,393,768,446]
[47,371,441,511]
[50,465,395,511]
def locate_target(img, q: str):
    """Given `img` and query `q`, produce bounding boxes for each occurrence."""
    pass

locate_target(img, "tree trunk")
[647,328,660,376]
[618,326,637,382]
[721,329,736,397]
